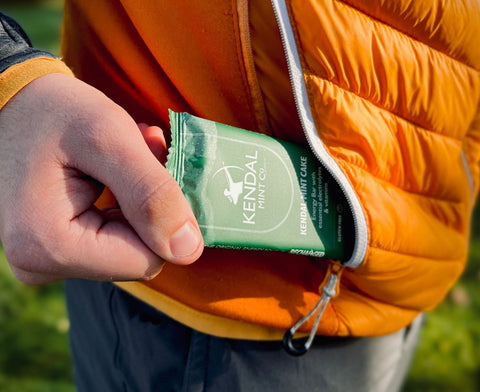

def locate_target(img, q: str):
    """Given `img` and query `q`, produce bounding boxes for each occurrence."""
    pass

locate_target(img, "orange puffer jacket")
[56,0,480,340]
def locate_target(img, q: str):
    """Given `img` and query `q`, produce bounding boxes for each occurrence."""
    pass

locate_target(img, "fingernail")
[169,222,202,258]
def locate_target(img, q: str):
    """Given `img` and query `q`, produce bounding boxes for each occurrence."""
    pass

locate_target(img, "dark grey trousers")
[65,279,422,392]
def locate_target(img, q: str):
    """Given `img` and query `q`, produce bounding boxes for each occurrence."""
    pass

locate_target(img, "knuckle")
[2,226,35,271]
[9,265,48,286]
[2,218,68,277]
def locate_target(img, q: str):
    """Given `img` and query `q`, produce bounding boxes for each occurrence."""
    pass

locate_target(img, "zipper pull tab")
[283,262,344,356]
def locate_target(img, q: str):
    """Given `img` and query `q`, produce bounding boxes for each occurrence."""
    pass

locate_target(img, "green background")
[0,1,479,390]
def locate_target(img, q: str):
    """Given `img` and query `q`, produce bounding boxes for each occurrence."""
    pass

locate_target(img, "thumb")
[116,134,203,265]
[68,112,203,266]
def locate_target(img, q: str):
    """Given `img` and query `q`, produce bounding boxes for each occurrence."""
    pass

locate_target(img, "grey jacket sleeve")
[0,12,56,73]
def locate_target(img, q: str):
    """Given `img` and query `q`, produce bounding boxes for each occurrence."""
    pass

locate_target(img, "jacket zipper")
[270,0,368,269]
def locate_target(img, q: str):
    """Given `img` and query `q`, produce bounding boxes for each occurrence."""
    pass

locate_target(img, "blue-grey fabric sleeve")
[0,12,56,73]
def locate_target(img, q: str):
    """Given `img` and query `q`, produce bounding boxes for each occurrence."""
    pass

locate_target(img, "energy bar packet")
[166,110,354,261]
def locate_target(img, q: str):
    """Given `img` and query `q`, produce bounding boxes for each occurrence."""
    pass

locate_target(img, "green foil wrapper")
[166,110,354,261]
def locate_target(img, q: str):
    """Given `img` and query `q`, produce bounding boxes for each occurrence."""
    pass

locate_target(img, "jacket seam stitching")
[337,0,480,73]
[236,0,272,135]
[340,159,468,204]
[230,0,261,132]
[368,244,464,262]
[307,72,465,143]
[339,277,430,313]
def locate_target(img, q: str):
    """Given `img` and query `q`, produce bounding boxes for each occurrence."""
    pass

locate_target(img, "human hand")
[0,73,203,284]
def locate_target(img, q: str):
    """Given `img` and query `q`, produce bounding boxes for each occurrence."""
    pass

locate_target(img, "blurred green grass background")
[0,1,479,391]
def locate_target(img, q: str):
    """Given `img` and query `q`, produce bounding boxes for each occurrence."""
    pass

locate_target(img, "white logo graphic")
[213,164,244,205]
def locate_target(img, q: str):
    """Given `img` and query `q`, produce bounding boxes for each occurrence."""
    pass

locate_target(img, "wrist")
[0,57,74,111]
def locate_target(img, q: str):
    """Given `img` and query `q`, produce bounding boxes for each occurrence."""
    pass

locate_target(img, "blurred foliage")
[0,0,63,54]
[0,0,480,391]
[0,0,45,5]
